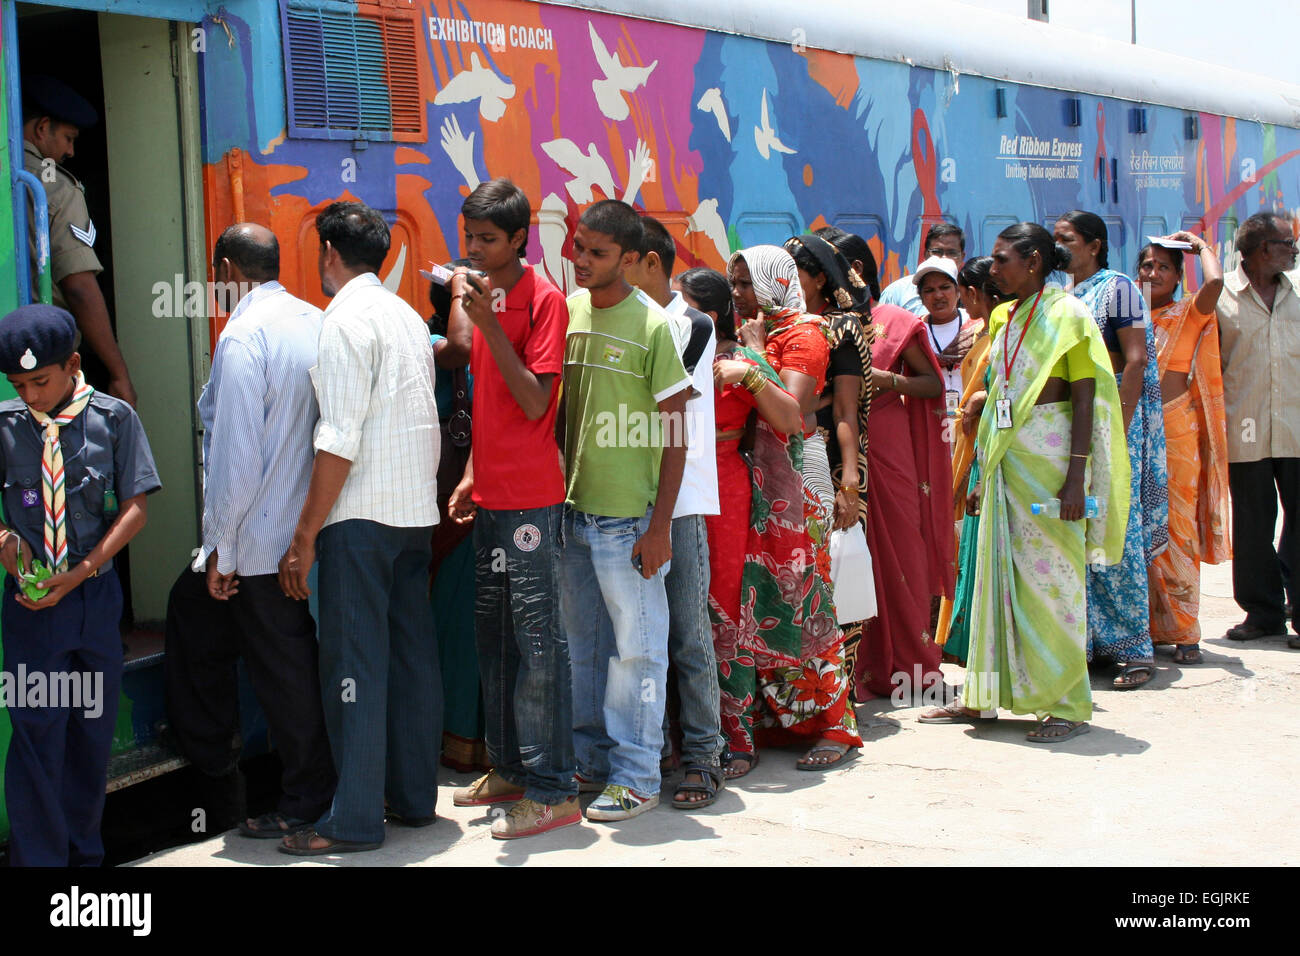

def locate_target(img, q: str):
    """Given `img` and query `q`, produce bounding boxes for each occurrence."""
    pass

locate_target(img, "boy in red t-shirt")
[446,179,578,839]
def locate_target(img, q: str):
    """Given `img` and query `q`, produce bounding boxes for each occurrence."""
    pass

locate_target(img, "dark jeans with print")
[474,504,576,804]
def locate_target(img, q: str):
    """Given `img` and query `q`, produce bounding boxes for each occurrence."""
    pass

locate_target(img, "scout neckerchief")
[29,372,95,571]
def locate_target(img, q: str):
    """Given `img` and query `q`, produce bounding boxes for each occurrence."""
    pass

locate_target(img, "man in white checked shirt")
[163,223,336,840]
[278,201,442,856]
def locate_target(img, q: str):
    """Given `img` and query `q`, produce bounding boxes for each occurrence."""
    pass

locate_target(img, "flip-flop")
[239,811,312,839]
[796,744,859,772]
[278,828,383,856]
[1113,663,1155,690]
[1171,645,1202,665]
[1025,718,1090,744]
[917,700,998,724]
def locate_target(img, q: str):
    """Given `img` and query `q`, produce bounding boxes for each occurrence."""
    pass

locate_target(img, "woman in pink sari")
[853,302,955,700]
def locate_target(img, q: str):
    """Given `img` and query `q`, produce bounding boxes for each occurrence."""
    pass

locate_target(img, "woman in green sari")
[921,223,1130,741]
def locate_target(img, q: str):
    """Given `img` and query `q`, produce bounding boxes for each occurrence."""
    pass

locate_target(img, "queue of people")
[3,177,1298,861]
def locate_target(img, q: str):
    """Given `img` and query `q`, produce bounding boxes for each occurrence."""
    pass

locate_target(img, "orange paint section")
[803,164,814,187]
[393,146,431,165]
[805,49,859,110]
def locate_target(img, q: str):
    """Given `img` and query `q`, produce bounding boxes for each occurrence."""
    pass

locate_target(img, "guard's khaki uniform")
[23,140,102,309]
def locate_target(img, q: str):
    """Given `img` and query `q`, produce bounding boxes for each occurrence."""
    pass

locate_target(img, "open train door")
[1,0,210,843]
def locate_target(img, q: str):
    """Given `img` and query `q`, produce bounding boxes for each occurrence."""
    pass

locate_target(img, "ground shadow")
[962,717,1148,756]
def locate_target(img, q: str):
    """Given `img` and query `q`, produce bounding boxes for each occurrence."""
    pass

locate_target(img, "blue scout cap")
[0,304,79,374]
[22,74,99,129]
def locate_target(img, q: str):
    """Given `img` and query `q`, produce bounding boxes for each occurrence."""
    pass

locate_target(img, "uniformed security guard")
[0,304,160,866]
[21,75,137,407]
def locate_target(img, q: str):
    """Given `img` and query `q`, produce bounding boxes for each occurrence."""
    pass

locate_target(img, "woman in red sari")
[855,298,954,700]
[724,246,863,774]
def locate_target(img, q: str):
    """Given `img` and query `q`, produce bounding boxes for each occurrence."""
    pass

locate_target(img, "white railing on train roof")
[541,0,1300,129]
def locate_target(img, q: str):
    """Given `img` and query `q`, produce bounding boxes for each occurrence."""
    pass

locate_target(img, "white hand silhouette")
[622,139,653,203]
[440,115,481,191]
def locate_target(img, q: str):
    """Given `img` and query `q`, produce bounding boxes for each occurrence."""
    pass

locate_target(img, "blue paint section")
[199,1,290,161]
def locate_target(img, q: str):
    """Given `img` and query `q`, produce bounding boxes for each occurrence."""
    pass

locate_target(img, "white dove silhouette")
[687,199,731,263]
[381,243,408,293]
[589,22,657,121]
[434,52,516,122]
[753,89,795,160]
[541,138,618,204]
[696,88,731,142]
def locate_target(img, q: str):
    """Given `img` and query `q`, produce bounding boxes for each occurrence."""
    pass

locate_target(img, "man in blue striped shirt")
[163,223,336,839]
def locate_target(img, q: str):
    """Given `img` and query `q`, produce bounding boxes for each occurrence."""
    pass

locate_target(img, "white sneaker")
[585,784,659,821]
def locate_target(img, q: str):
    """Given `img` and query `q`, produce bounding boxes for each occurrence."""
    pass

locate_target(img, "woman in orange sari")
[1137,233,1229,663]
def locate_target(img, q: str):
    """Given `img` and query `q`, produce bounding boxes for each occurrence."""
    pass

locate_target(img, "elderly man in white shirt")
[164,223,336,840]
[278,201,442,855]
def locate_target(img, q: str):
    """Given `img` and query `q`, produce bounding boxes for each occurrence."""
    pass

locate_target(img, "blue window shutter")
[282,1,424,141]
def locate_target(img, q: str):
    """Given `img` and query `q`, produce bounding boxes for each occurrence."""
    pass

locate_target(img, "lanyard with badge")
[996,288,1044,430]
[928,320,962,418]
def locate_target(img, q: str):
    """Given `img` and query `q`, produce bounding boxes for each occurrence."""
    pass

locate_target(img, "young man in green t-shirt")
[562,200,691,821]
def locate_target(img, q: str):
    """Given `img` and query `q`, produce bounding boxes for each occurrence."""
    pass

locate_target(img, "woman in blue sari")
[1055,211,1169,689]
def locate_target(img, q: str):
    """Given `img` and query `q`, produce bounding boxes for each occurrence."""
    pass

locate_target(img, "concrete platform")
[131,560,1299,867]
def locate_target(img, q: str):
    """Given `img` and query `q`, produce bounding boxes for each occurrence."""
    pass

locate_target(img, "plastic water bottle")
[1031,496,1099,518]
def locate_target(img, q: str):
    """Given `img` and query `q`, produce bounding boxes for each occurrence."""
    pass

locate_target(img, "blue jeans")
[663,514,722,766]
[561,507,670,797]
[473,504,576,804]
[315,519,441,844]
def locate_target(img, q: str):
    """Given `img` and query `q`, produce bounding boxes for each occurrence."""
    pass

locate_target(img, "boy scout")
[21,74,136,406]
[0,304,160,866]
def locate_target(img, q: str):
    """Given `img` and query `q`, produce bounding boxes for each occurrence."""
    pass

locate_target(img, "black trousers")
[163,564,336,821]
[1228,458,1300,632]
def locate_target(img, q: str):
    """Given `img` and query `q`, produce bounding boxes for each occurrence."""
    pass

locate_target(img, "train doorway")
[13,3,207,629]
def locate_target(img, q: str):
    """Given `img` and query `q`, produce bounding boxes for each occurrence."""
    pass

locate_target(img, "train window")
[649,215,698,272]
[281,0,426,142]
[981,216,1018,257]
[734,213,800,248]
[1140,216,1167,238]
[1218,216,1238,244]
[1138,216,1167,265]
[833,215,886,257]
[1101,214,1126,272]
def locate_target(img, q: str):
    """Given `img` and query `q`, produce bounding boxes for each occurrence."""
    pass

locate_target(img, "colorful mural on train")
[196,0,1300,325]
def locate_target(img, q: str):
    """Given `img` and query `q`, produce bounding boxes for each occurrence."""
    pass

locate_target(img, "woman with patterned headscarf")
[783,233,873,533]
[720,246,862,777]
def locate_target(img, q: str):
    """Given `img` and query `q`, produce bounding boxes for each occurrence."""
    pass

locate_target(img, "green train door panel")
[98,12,204,625]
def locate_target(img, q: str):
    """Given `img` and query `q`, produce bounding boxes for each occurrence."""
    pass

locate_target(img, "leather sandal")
[672,763,724,809]
[1113,663,1156,690]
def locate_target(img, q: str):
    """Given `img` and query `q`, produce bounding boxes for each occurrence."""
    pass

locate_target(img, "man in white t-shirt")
[625,216,724,809]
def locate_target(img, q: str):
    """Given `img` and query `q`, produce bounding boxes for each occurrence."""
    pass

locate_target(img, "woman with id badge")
[941,224,1129,742]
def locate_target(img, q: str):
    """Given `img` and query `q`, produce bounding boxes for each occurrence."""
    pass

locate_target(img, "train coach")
[1,0,1298,845]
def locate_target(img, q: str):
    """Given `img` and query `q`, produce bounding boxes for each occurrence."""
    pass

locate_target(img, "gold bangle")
[841,486,860,499]
[1070,453,1088,459]
[742,366,767,395]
